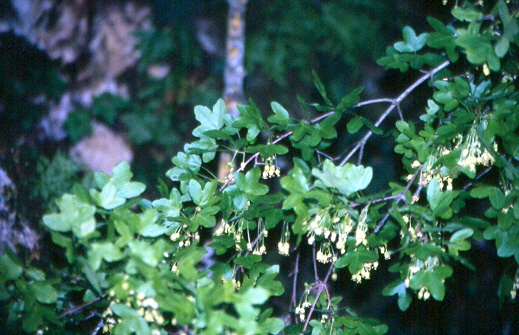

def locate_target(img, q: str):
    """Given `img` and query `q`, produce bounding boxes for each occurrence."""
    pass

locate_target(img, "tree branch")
[223,0,248,118]
[59,294,107,318]
[340,60,450,166]
[374,165,421,232]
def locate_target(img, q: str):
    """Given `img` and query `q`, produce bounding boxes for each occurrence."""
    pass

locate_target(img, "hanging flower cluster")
[262,156,281,179]
[278,221,290,256]
[316,241,336,263]
[405,255,441,301]
[352,261,379,283]
[295,204,385,283]
[400,214,424,243]
[214,217,268,255]
[300,206,359,262]
[457,121,496,173]
[410,146,453,191]
[410,119,497,193]
[215,218,250,251]
[104,277,165,333]
[252,219,267,255]
[170,223,199,248]
[294,285,312,322]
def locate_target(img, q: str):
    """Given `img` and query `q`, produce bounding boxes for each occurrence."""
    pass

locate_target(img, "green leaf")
[234,254,262,269]
[451,5,483,22]
[312,160,373,197]
[81,257,102,295]
[498,272,515,306]
[260,317,285,334]
[235,100,266,141]
[377,46,410,72]
[335,316,388,335]
[268,101,290,125]
[111,304,151,335]
[484,225,519,261]
[170,152,202,177]
[335,248,378,274]
[90,163,145,210]
[88,242,125,271]
[489,187,505,209]
[394,26,428,53]
[281,160,311,219]
[456,33,500,71]
[42,194,96,238]
[469,185,495,199]
[234,168,269,196]
[140,223,168,237]
[112,303,140,318]
[447,228,474,255]
[245,144,289,157]
[426,17,458,62]
[93,93,129,125]
[241,287,269,305]
[90,181,124,210]
[129,240,162,267]
[495,0,519,57]
[347,116,364,134]
[187,179,202,204]
[312,70,333,106]
[0,252,23,283]
[74,183,93,204]
[495,37,510,58]
[382,279,412,311]
[409,265,453,301]
[22,304,49,332]
[426,178,454,219]
[51,232,75,263]
[499,0,519,38]
[192,99,232,137]
[450,228,474,243]
[411,243,445,260]
[30,281,58,304]
[192,210,217,228]
[348,115,383,135]
[337,86,363,110]
[420,99,440,123]
[185,137,218,163]
[153,188,183,218]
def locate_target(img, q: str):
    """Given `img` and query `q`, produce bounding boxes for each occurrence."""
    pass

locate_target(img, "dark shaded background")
[0,0,517,334]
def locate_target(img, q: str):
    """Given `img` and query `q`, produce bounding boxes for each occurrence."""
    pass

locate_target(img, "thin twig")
[374,165,421,232]
[302,264,334,332]
[59,294,107,318]
[312,243,319,282]
[354,98,395,108]
[340,60,450,167]
[92,317,104,335]
[357,139,365,166]
[290,251,301,311]
[463,166,493,190]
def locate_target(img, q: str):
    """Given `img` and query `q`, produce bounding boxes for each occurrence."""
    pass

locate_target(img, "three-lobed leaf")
[394,26,428,53]
[312,160,373,197]
[43,194,96,238]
